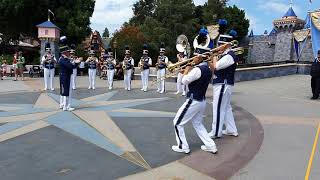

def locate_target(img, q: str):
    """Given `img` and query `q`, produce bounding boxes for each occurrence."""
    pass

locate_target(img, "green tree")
[202,0,228,25]
[102,27,110,38]
[111,26,146,65]
[135,0,199,62]
[0,0,95,44]
[129,0,156,26]
[222,5,249,40]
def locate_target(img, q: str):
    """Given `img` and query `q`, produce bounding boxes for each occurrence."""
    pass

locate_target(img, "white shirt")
[79,62,85,68]
[182,67,201,85]
[146,57,152,65]
[216,49,235,70]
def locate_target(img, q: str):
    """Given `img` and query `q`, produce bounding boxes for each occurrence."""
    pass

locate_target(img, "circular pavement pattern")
[0,87,263,180]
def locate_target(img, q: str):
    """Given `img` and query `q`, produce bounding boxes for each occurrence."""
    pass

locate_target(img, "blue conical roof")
[248,29,254,37]
[283,7,297,18]
[36,21,60,30]
[269,28,277,36]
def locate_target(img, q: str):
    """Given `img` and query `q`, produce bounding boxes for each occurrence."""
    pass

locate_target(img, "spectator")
[79,57,85,76]
[15,51,25,81]
[310,50,320,100]
[1,59,7,79]
[12,52,18,81]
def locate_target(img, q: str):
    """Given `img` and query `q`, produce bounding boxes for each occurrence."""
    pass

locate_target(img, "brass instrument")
[156,55,167,70]
[122,57,129,73]
[167,40,240,73]
[45,54,53,64]
[176,35,191,58]
[71,55,81,64]
[138,57,145,70]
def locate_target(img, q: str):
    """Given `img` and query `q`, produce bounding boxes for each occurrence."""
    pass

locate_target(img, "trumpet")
[138,57,145,70]
[122,57,129,73]
[71,55,81,64]
[167,40,240,73]
[45,54,53,63]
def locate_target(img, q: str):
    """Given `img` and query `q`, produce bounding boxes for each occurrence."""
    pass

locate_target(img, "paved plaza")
[0,75,319,180]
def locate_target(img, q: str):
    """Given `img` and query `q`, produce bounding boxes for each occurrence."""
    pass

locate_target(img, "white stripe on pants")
[88,69,96,88]
[107,69,115,88]
[71,68,77,89]
[211,84,238,137]
[124,69,132,90]
[44,68,55,89]
[157,68,166,92]
[141,69,149,91]
[177,73,187,94]
[173,99,216,149]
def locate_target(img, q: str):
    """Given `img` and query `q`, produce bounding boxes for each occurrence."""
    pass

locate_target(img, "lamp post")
[113,39,118,60]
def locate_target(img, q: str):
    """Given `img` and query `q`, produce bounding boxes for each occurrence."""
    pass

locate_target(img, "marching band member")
[139,44,152,92]
[70,46,78,90]
[123,46,134,91]
[86,50,99,90]
[208,23,239,138]
[175,52,188,96]
[41,43,57,91]
[156,43,169,94]
[59,36,75,111]
[105,48,116,90]
[171,55,217,154]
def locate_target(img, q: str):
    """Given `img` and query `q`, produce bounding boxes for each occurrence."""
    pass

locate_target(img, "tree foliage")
[111,26,146,65]
[102,27,110,38]
[129,0,156,26]
[113,0,249,62]
[0,0,95,44]
[222,5,250,40]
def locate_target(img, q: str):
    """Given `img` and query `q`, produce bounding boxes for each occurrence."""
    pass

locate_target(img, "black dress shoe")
[310,97,318,100]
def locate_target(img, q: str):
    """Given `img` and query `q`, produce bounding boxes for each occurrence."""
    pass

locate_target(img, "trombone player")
[139,44,152,92]
[208,22,239,139]
[123,46,134,91]
[156,43,169,94]
[171,53,218,154]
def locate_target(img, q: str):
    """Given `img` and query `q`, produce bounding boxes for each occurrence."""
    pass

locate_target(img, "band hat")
[125,45,131,55]
[59,36,70,53]
[103,53,110,58]
[89,50,95,55]
[125,50,131,55]
[143,44,148,55]
[160,48,165,53]
[45,42,51,52]
[70,49,76,54]
[160,42,165,53]
[143,50,149,55]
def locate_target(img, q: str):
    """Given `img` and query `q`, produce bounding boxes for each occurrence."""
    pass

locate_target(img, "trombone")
[167,40,242,73]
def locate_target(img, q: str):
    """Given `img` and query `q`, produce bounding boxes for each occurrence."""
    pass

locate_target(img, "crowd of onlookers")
[1,51,25,81]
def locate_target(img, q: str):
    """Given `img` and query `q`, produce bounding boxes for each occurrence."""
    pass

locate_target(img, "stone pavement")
[0,75,319,180]
[230,75,320,180]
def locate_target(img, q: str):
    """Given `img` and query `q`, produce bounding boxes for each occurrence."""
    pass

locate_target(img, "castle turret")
[273,4,305,62]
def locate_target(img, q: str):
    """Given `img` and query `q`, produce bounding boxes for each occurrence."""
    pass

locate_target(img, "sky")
[90,0,320,36]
